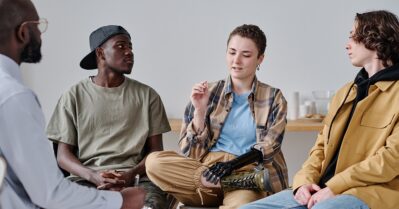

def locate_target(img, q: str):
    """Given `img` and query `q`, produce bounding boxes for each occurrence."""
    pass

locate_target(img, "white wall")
[24,0,399,183]
[26,0,399,119]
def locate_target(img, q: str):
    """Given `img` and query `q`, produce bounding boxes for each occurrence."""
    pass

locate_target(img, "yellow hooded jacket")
[293,78,399,209]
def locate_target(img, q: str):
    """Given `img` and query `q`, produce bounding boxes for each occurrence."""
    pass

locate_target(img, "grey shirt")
[46,77,171,181]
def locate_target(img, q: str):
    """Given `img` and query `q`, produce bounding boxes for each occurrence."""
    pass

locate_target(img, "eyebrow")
[115,40,132,45]
[116,40,130,43]
[228,48,252,54]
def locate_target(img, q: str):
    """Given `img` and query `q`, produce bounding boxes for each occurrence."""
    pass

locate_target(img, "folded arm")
[57,142,125,189]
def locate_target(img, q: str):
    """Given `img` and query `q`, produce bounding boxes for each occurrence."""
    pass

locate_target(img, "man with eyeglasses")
[0,0,145,208]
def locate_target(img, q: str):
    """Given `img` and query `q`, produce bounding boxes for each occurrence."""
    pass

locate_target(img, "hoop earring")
[256,65,260,71]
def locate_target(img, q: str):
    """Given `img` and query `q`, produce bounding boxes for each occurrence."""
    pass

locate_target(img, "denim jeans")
[238,190,369,209]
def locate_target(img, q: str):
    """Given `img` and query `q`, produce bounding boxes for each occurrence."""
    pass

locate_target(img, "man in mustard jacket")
[239,10,399,209]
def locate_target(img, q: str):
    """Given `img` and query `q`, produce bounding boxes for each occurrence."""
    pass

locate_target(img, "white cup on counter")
[299,104,309,118]
[289,91,300,120]
[305,100,317,115]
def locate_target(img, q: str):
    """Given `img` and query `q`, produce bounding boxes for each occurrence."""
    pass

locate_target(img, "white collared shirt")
[0,54,122,209]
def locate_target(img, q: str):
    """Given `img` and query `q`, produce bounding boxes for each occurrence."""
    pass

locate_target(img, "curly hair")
[353,10,399,67]
[227,24,266,58]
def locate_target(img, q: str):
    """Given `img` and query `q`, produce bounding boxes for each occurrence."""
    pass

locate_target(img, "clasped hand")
[91,170,132,191]
[294,184,335,208]
[202,161,234,184]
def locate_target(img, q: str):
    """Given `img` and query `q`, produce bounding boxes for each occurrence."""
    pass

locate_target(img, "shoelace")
[225,173,257,188]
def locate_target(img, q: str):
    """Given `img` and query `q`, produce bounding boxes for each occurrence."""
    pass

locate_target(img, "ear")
[95,48,105,60]
[257,54,265,65]
[16,24,31,45]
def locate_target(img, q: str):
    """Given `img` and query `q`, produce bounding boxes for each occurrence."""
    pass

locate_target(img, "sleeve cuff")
[292,173,318,191]
[186,121,209,142]
[325,174,348,194]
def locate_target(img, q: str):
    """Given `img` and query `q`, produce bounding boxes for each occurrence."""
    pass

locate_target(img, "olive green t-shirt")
[47,77,170,177]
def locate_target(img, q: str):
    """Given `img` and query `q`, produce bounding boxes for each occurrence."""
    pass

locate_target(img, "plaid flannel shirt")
[178,76,289,193]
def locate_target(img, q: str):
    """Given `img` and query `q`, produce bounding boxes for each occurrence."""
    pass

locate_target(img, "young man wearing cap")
[46,25,171,209]
[0,0,145,208]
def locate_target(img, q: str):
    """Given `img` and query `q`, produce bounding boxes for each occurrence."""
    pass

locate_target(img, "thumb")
[311,184,321,191]
[203,81,209,93]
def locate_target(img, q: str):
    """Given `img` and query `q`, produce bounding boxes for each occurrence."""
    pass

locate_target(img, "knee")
[146,151,177,175]
[237,204,252,209]
[224,190,263,209]
[145,151,163,174]
[238,190,296,209]
[121,187,147,209]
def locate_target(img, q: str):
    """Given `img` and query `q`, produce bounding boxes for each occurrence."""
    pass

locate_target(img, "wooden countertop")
[285,120,323,132]
[168,118,323,133]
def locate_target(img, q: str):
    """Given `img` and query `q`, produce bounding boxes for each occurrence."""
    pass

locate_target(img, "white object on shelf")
[305,100,317,115]
[312,90,335,115]
[299,104,309,118]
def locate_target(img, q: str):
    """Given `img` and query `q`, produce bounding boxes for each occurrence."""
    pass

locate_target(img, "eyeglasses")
[20,18,48,34]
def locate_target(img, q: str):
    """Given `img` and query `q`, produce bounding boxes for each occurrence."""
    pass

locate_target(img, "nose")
[345,42,350,50]
[125,48,133,56]
[233,54,241,64]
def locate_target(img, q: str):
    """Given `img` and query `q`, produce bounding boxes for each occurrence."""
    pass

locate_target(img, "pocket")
[360,112,395,129]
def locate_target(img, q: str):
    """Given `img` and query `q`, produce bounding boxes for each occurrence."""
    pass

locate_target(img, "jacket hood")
[354,63,399,101]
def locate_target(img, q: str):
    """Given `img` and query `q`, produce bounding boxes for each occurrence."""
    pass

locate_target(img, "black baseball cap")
[80,25,131,70]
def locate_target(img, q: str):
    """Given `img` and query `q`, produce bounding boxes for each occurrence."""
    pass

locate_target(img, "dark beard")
[20,30,42,63]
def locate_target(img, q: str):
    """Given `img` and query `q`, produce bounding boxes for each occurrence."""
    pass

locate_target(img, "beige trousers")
[145,151,266,209]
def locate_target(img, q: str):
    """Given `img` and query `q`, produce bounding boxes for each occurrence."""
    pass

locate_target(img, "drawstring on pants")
[196,187,217,205]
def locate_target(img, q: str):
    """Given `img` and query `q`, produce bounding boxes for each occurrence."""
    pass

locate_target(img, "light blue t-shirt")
[210,92,256,156]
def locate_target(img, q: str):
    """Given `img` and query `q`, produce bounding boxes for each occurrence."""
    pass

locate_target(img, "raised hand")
[191,81,209,133]
[191,81,209,112]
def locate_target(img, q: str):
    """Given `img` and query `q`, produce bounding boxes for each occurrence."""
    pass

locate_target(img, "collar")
[343,79,396,105]
[355,64,399,93]
[374,80,396,92]
[353,77,396,92]
[0,54,22,83]
[223,75,258,99]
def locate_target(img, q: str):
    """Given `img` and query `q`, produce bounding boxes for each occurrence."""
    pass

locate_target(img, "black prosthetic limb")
[203,147,263,184]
